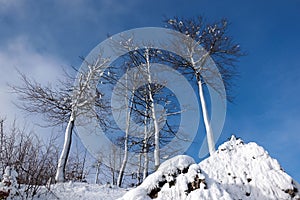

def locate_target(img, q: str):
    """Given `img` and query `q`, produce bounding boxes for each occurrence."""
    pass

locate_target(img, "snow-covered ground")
[33,182,127,200]
[5,136,299,200]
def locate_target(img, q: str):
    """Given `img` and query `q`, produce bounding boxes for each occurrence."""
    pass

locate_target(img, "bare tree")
[65,141,88,182]
[93,158,102,184]
[107,36,186,185]
[0,117,5,176]
[55,57,109,182]
[116,68,138,187]
[0,117,60,198]
[10,56,109,182]
[165,16,243,155]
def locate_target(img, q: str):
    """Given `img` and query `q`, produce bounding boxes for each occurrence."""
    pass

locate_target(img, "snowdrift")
[119,136,300,200]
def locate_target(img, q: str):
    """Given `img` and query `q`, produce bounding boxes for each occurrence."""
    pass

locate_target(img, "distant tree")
[0,118,5,175]
[93,157,102,184]
[165,16,243,155]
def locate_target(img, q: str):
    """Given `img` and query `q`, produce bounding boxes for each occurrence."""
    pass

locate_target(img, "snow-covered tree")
[55,57,109,182]
[165,16,243,155]
[11,56,109,182]
[116,69,137,187]
[108,36,185,181]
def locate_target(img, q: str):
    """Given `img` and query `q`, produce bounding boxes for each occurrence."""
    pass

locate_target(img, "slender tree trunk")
[143,147,149,179]
[191,52,215,156]
[112,169,115,185]
[149,94,160,170]
[117,74,134,187]
[143,108,149,180]
[137,153,142,185]
[55,113,75,182]
[145,49,160,170]
[95,161,101,184]
[0,119,4,175]
[110,148,117,185]
[80,149,87,182]
[117,111,130,187]
[197,76,215,155]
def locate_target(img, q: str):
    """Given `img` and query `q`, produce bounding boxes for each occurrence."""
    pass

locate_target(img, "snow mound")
[120,155,196,200]
[200,135,300,200]
[120,136,300,200]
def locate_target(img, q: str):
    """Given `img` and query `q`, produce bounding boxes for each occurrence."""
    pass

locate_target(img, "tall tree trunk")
[80,149,87,182]
[117,74,134,187]
[145,51,160,170]
[143,145,149,179]
[95,161,101,184]
[55,113,75,182]
[149,93,160,170]
[191,52,215,156]
[137,153,142,185]
[117,109,130,187]
[0,119,4,175]
[143,109,149,180]
[197,76,215,155]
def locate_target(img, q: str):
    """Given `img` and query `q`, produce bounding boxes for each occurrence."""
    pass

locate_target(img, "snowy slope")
[28,182,127,200]
[6,136,297,200]
[120,136,300,200]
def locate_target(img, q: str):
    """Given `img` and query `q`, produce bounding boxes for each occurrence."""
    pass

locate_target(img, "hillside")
[3,136,298,200]
[119,136,300,200]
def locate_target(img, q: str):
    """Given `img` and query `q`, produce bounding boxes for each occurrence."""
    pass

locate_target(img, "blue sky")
[0,0,299,181]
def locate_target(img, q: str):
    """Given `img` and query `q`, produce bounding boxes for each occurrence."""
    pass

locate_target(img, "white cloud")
[0,36,68,124]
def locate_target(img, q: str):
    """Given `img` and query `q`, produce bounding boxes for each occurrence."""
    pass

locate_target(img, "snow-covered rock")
[0,166,19,200]
[120,155,196,200]
[200,135,300,200]
[120,136,300,200]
